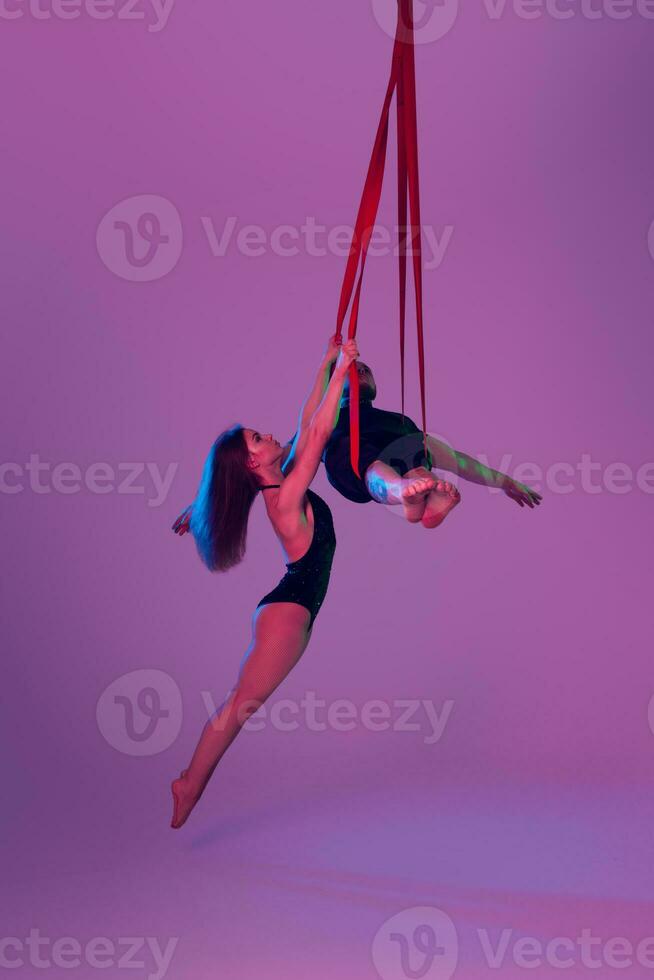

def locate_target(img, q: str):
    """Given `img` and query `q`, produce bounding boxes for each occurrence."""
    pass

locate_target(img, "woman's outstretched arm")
[277,340,359,511]
[299,333,341,428]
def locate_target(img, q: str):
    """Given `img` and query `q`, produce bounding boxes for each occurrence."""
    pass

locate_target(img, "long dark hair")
[190,424,262,572]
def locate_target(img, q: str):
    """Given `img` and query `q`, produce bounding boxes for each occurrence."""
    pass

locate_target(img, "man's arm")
[428,436,505,488]
[428,435,542,508]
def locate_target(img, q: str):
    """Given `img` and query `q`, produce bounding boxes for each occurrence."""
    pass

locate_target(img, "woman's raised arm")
[277,340,359,511]
[282,333,342,475]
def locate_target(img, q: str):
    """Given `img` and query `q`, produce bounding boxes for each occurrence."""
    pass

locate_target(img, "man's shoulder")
[365,404,419,430]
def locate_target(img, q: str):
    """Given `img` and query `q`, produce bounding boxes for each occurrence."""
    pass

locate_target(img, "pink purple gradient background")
[2,1,654,977]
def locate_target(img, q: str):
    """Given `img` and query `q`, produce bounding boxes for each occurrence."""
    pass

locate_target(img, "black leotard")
[255,487,336,630]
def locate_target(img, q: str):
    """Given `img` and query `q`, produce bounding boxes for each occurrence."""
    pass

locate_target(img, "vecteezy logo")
[96,194,183,282]
[96,668,183,755]
[371,0,459,44]
[372,906,458,980]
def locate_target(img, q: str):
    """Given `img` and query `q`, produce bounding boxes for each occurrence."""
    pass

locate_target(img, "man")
[317,359,458,527]
[308,359,541,528]
[173,354,541,536]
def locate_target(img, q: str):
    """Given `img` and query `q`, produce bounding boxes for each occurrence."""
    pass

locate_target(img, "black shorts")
[323,422,433,504]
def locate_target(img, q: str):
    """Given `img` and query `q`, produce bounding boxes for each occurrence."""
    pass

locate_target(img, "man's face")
[342,361,377,401]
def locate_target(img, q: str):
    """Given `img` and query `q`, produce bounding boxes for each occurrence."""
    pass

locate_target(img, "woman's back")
[261,486,336,569]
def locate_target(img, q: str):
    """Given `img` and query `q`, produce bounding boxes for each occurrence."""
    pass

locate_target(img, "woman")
[170,334,359,829]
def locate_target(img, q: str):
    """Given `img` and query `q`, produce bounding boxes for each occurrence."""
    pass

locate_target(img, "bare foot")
[171,769,201,829]
[421,480,461,529]
[400,473,438,523]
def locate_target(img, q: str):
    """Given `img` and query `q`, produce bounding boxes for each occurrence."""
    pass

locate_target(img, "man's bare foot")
[171,769,201,830]
[400,473,438,523]
[421,480,461,529]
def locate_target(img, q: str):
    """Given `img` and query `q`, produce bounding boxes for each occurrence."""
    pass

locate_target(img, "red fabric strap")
[334,0,429,478]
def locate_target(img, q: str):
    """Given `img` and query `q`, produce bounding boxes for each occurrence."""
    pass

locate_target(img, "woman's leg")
[171,602,312,829]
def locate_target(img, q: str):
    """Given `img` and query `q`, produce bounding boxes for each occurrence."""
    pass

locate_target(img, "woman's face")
[244,429,283,472]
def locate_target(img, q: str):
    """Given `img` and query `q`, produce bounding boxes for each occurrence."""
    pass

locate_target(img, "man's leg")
[421,472,461,529]
[364,460,437,523]
[401,467,438,523]
[401,466,462,526]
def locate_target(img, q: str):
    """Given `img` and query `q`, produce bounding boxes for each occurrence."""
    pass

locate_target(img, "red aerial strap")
[334,0,429,478]
[397,29,408,425]
[400,10,431,467]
